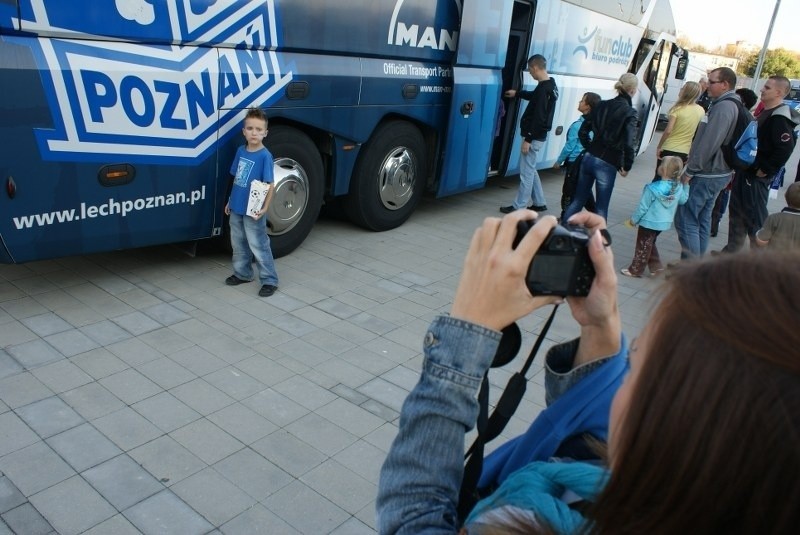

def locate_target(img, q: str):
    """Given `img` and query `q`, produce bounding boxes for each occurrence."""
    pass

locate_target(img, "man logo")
[388,0,461,51]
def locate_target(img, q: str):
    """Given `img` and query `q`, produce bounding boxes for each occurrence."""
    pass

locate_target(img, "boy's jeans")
[513,140,547,209]
[229,213,279,286]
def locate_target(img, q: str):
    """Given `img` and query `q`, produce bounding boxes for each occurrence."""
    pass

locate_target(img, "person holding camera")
[377,210,625,533]
[376,210,800,534]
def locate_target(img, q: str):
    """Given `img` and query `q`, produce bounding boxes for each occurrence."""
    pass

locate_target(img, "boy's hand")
[504,89,516,98]
[553,162,561,170]
[224,202,231,216]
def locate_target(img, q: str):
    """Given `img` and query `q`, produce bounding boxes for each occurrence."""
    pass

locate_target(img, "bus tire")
[344,121,426,231]
[264,126,324,258]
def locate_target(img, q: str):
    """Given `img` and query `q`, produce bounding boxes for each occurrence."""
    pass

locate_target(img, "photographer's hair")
[583,92,601,110]
[586,253,800,534]
[528,54,546,70]
[659,156,683,182]
[735,88,758,110]
[671,81,701,112]
[785,181,800,209]
[245,107,268,125]
[614,73,638,96]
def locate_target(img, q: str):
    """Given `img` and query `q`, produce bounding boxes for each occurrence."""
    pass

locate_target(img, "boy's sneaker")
[225,275,250,286]
[259,284,277,297]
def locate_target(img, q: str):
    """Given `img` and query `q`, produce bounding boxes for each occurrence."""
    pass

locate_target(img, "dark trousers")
[724,170,770,252]
[628,227,662,276]
[652,150,688,182]
[710,187,731,236]
[560,156,596,220]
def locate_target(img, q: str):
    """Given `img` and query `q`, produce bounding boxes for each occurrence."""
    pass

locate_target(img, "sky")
[669,0,800,53]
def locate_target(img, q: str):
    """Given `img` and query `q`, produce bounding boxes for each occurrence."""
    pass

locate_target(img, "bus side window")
[675,55,688,81]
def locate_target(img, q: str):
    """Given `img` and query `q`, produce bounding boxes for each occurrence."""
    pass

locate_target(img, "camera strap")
[457,304,560,524]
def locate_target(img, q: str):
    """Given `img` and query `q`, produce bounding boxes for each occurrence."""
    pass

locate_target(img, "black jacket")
[517,78,558,142]
[754,104,800,177]
[578,93,638,172]
[696,91,712,111]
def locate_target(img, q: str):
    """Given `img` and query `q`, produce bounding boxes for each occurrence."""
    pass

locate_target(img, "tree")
[741,48,800,78]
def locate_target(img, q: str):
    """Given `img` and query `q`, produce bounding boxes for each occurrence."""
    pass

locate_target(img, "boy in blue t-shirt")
[224,107,279,297]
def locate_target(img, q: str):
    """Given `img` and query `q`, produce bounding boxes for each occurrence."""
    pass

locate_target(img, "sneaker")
[225,275,250,286]
[620,268,641,278]
[531,204,547,211]
[258,284,277,297]
[499,205,516,214]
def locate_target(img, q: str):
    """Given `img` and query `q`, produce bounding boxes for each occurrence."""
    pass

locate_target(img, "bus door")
[491,1,535,175]
[632,39,671,154]
[436,0,514,197]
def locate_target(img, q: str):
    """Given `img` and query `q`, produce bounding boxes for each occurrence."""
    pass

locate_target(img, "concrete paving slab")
[0,134,794,534]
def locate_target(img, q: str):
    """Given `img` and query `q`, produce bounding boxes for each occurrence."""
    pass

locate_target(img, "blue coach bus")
[0,0,679,263]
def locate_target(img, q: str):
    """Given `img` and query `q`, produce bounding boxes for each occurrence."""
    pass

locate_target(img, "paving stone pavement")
[1,134,796,534]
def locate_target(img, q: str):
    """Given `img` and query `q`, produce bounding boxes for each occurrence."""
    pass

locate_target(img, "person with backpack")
[673,67,740,260]
[719,76,800,253]
[710,88,759,237]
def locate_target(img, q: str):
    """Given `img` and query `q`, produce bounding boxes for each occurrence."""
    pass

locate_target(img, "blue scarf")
[479,335,627,488]
[467,461,609,533]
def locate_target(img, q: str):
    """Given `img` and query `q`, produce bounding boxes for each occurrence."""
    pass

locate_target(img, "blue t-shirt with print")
[228,145,274,216]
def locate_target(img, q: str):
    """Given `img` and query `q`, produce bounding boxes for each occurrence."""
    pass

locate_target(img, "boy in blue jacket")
[622,156,689,277]
[555,92,601,220]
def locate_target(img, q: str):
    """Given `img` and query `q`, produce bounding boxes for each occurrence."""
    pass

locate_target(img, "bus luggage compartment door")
[437,0,513,197]
[437,67,503,197]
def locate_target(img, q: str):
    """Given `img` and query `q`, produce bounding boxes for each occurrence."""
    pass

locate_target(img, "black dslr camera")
[512,219,596,297]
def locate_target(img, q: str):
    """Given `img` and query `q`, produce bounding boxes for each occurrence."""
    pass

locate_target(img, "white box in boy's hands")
[247,180,271,219]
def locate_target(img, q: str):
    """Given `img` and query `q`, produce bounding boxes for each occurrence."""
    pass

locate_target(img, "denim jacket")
[376,315,627,534]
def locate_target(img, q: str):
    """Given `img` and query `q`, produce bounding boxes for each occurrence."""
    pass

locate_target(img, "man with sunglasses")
[674,67,739,260]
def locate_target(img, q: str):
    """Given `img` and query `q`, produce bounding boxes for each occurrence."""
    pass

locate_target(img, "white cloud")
[115,0,155,25]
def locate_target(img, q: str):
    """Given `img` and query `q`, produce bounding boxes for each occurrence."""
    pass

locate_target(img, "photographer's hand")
[451,211,562,332]
[565,212,621,366]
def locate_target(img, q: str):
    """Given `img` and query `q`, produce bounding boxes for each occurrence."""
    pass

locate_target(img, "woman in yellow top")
[653,81,704,181]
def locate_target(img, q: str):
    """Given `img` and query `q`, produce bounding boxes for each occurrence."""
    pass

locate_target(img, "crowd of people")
[376,58,800,534]
[503,58,800,265]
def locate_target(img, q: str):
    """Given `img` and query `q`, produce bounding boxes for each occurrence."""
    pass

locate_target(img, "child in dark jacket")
[622,156,689,277]
[554,92,601,220]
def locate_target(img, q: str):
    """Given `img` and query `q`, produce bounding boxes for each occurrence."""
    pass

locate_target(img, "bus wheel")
[344,121,426,231]
[264,126,324,258]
